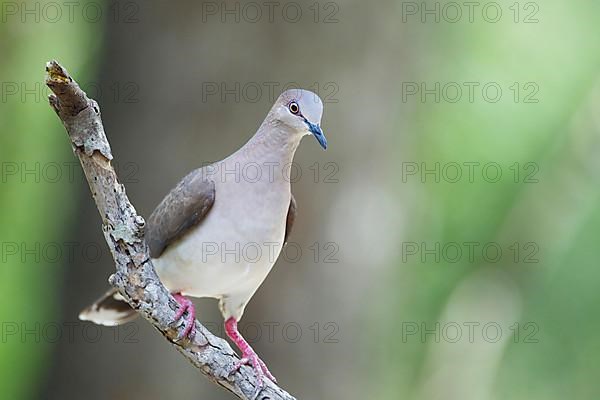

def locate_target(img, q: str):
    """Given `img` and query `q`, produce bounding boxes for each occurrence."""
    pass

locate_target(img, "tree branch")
[45,60,296,400]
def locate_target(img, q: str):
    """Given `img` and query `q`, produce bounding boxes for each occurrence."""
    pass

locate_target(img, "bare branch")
[45,60,296,400]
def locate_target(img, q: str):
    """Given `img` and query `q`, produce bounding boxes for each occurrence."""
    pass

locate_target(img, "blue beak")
[305,119,327,150]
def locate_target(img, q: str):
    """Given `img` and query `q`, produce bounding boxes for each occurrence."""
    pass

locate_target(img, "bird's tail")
[79,288,138,326]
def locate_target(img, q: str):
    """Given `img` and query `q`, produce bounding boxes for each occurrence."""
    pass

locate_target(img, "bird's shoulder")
[146,166,216,258]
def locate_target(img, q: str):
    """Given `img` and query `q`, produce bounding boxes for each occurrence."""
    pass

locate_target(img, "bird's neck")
[237,121,303,165]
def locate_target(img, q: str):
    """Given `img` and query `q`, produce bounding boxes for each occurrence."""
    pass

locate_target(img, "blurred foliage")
[376,1,600,399]
[0,1,102,398]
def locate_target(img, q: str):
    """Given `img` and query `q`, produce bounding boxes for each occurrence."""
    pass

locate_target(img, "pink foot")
[225,317,277,387]
[172,293,195,340]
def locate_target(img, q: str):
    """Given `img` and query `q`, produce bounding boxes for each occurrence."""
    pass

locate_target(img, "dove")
[80,89,327,385]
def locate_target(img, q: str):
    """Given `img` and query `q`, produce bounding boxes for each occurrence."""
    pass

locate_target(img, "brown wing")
[146,167,216,258]
[284,194,297,244]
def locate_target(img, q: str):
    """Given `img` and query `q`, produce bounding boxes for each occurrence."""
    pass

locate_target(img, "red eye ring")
[288,101,300,115]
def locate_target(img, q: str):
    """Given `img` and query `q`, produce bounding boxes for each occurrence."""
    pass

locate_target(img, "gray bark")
[45,60,296,400]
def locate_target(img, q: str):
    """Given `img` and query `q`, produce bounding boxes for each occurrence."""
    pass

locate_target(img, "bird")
[79,88,327,385]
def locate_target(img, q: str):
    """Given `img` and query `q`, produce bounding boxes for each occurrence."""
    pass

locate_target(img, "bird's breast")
[153,172,291,298]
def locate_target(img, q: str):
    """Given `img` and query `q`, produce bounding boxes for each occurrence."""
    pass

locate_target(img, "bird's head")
[271,89,327,150]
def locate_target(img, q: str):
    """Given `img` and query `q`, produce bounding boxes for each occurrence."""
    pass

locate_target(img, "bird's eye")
[288,101,300,115]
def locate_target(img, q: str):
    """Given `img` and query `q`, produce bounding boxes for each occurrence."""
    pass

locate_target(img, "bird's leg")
[172,293,195,340]
[225,317,277,385]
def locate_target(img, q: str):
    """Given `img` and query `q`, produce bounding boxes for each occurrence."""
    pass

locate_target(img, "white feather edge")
[78,290,134,326]
[78,308,130,326]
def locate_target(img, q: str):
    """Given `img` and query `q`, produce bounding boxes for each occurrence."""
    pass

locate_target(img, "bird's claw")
[172,293,196,340]
[230,350,277,388]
